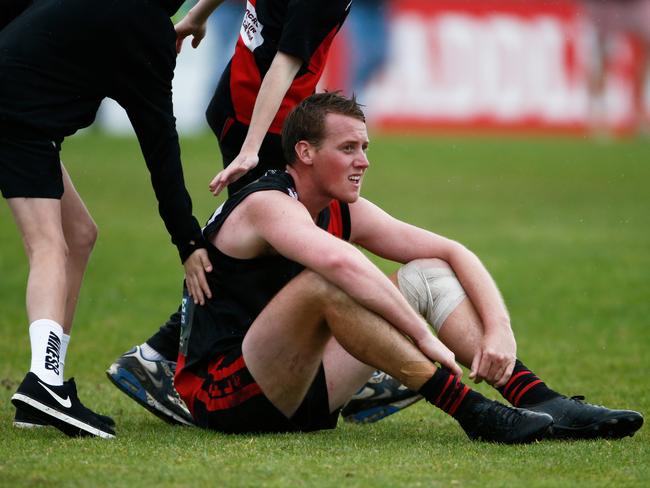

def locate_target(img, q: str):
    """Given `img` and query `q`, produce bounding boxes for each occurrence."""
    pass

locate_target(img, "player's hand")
[183,248,213,305]
[469,328,516,387]
[208,152,260,196]
[175,14,207,54]
[416,335,462,377]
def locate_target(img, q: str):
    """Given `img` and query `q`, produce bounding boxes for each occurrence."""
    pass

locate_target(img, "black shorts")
[0,137,63,199]
[175,345,340,434]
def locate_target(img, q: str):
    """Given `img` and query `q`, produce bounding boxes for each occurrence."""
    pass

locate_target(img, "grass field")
[1,132,649,487]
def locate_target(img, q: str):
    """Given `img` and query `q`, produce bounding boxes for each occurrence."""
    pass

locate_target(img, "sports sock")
[140,342,165,361]
[60,333,70,374]
[418,367,483,418]
[497,359,560,407]
[29,319,64,386]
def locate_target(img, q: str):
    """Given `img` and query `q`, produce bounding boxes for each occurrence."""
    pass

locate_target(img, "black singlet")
[178,170,350,373]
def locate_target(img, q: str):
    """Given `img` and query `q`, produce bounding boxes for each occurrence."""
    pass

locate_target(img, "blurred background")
[96,0,650,138]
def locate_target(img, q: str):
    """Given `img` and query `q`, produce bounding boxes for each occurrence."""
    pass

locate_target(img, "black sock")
[497,359,560,407]
[418,367,483,419]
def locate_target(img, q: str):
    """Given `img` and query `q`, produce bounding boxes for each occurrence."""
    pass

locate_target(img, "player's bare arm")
[349,197,516,387]
[211,190,461,375]
[209,52,302,195]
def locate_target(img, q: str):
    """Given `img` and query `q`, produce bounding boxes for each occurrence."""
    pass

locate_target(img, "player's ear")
[295,140,314,166]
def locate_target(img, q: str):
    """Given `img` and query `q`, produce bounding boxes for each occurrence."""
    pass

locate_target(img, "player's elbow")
[440,239,473,262]
[322,249,366,284]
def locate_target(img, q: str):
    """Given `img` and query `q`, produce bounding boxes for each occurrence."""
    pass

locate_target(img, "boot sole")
[11,393,115,439]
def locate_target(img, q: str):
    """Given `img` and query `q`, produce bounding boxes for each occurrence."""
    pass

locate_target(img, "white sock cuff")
[30,319,64,336]
[29,319,64,386]
[140,342,165,361]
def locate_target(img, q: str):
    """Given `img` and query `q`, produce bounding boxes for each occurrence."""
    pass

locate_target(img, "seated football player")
[168,92,643,441]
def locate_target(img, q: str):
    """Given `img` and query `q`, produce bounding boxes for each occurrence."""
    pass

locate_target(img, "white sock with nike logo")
[29,319,64,386]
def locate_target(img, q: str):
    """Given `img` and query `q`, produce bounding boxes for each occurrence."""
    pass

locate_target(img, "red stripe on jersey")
[230,41,263,128]
[270,26,339,133]
[219,116,235,142]
[230,25,339,134]
[327,200,343,237]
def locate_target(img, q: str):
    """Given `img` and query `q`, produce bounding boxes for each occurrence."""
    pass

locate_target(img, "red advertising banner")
[320,0,646,133]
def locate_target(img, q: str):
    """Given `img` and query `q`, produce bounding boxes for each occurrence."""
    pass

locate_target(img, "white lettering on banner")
[368,11,631,125]
[241,1,264,52]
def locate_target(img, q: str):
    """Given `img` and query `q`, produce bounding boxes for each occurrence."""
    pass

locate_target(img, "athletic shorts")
[175,345,340,434]
[0,137,63,199]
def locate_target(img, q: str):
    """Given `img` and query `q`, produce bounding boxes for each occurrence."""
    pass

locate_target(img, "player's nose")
[355,150,369,169]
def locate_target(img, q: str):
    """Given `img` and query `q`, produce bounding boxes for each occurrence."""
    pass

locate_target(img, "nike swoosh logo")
[38,381,72,408]
[135,356,164,390]
[141,367,164,390]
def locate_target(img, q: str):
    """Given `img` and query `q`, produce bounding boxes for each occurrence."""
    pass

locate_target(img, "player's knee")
[67,218,98,256]
[396,258,467,333]
[298,269,347,306]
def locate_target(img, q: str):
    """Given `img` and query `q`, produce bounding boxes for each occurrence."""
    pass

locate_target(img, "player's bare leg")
[60,164,97,334]
[321,338,375,412]
[243,269,439,417]
[8,197,67,325]
[242,269,554,443]
[8,173,114,437]
[395,258,643,439]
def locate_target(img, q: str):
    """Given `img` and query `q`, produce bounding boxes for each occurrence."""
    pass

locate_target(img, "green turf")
[1,132,649,487]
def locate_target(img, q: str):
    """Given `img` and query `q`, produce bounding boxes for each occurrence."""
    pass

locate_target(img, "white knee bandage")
[397,259,467,333]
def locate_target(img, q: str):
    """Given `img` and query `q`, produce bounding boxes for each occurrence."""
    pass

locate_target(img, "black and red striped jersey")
[213,0,351,134]
[178,170,350,372]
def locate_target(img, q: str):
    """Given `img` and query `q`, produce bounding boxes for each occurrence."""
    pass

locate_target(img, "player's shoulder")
[240,186,303,221]
[245,187,297,207]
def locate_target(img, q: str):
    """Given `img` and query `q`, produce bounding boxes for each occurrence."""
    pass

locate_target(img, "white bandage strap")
[397,260,467,333]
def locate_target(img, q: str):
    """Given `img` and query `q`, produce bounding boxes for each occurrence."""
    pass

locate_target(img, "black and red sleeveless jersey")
[177,170,351,374]
[213,0,351,134]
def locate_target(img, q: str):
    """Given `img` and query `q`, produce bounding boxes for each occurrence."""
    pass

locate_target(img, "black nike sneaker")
[456,397,554,444]
[106,346,194,426]
[523,395,643,440]
[11,372,115,439]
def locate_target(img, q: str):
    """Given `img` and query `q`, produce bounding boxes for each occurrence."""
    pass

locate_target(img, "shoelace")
[488,401,522,427]
[569,395,605,409]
